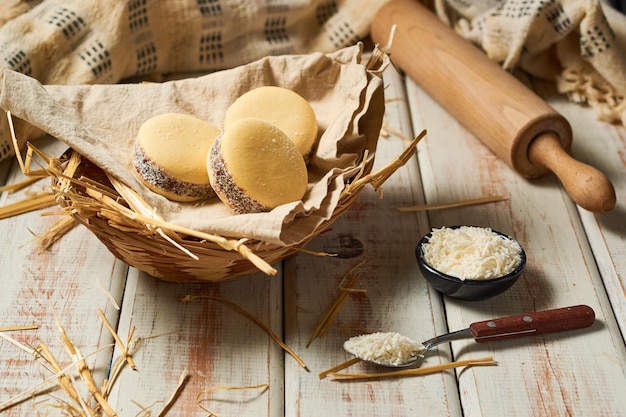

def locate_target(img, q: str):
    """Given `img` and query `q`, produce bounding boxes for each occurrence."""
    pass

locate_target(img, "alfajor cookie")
[223,86,318,158]
[132,113,220,202]
[208,118,308,214]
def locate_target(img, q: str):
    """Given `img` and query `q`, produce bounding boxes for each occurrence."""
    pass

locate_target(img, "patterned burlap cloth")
[434,0,626,126]
[0,0,624,162]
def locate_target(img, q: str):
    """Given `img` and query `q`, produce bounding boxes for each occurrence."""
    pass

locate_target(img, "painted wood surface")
[0,62,625,417]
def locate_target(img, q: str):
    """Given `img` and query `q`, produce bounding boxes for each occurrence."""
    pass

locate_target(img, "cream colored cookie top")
[136,113,220,184]
[223,86,318,157]
[215,118,308,209]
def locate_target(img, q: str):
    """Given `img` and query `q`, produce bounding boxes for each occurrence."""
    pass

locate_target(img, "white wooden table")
[1,61,625,417]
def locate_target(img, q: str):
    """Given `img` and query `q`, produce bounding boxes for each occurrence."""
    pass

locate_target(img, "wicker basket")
[46,130,422,283]
[6,46,423,283]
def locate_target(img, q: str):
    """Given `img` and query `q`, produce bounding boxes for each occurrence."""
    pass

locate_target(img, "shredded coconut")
[343,332,423,366]
[422,226,522,280]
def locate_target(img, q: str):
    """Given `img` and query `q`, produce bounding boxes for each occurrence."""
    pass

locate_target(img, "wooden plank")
[542,83,626,335]
[106,267,285,416]
[0,137,128,415]
[282,66,463,417]
[406,77,626,417]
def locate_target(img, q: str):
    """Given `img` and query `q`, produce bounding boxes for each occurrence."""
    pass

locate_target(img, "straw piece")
[0,193,57,219]
[318,357,361,379]
[0,324,39,332]
[156,368,190,417]
[327,356,497,380]
[7,112,53,180]
[7,111,27,175]
[0,306,186,416]
[107,175,200,261]
[196,384,269,417]
[55,319,119,417]
[79,178,277,276]
[196,384,269,397]
[102,325,140,398]
[0,176,42,193]
[342,130,426,196]
[36,215,78,251]
[182,295,307,370]
[291,247,338,257]
[380,120,413,143]
[0,331,39,359]
[97,309,136,371]
[397,195,509,212]
[0,330,123,414]
[96,280,121,311]
[36,342,92,414]
[306,260,366,348]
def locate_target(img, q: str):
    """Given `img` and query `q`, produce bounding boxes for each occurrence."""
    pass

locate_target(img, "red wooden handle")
[469,305,595,343]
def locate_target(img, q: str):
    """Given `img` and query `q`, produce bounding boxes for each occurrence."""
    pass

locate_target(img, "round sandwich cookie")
[132,113,220,202]
[208,118,308,214]
[223,86,318,158]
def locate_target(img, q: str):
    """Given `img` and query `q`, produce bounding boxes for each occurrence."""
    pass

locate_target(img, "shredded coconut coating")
[343,332,423,366]
[422,226,522,280]
[208,135,268,214]
[133,142,216,201]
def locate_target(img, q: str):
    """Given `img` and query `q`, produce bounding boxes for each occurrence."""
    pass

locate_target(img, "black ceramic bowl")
[415,226,526,301]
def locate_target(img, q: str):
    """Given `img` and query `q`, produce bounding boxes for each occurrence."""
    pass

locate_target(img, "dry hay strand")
[35,214,78,250]
[318,357,362,380]
[182,294,308,370]
[306,260,367,348]
[195,384,269,417]
[0,192,57,219]
[0,323,115,415]
[397,195,509,212]
[0,310,187,416]
[0,324,39,332]
[0,176,42,193]
[325,356,497,380]
[155,369,190,417]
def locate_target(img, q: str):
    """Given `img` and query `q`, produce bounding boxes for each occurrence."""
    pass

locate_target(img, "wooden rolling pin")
[371,0,616,212]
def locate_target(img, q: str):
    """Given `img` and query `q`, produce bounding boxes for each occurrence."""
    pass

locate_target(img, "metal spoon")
[344,305,595,368]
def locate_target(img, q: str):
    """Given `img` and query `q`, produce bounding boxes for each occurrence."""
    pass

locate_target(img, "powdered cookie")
[224,86,318,158]
[133,113,220,202]
[208,118,308,213]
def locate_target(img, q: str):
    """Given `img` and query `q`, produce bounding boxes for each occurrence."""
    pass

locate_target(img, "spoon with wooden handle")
[371,0,616,212]
[344,305,595,367]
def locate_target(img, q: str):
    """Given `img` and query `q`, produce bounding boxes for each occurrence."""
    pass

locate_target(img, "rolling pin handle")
[528,132,616,212]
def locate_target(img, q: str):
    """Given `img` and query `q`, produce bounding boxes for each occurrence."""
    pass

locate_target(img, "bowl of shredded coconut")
[415,225,526,300]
